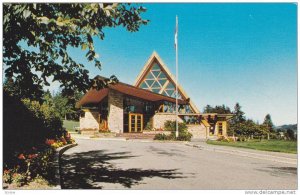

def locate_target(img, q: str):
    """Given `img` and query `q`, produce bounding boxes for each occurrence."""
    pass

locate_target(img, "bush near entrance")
[154,120,192,141]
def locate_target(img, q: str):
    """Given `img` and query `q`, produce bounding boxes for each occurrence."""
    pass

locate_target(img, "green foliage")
[164,120,188,131]
[207,139,297,154]
[203,104,231,114]
[22,98,62,132]
[3,3,148,100]
[3,90,65,172]
[170,130,193,141]
[232,103,245,124]
[154,121,193,141]
[52,91,83,120]
[263,114,274,133]
[285,129,296,140]
[230,119,269,139]
[154,133,170,141]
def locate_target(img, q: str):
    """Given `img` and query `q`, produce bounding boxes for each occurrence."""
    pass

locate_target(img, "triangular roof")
[134,51,200,113]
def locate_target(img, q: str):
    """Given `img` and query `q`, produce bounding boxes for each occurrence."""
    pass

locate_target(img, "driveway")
[60,138,297,189]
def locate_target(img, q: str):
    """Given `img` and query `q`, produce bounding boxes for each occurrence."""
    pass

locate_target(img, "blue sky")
[49,3,297,126]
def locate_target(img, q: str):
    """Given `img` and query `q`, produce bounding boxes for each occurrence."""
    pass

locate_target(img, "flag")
[174,16,178,49]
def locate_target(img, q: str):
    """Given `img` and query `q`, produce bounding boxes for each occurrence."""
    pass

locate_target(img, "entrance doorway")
[129,113,143,133]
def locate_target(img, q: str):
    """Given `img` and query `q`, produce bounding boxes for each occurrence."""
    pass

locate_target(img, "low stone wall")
[152,113,183,129]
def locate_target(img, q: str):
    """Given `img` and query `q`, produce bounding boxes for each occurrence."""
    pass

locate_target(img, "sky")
[46,3,297,126]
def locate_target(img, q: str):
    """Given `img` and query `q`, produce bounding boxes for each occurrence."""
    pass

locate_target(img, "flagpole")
[175,15,179,139]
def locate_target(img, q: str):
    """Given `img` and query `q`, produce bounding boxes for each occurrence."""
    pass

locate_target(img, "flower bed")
[3,133,75,188]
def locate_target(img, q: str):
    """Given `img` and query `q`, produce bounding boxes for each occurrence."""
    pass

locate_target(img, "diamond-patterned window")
[158,72,167,79]
[145,80,155,87]
[152,63,160,70]
[166,83,175,90]
[152,70,160,77]
[152,81,161,88]
[158,79,167,87]
[145,72,154,79]
[140,82,148,89]
[137,60,195,114]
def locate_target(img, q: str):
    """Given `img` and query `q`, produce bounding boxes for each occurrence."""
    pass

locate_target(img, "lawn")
[206,139,297,154]
[63,120,79,132]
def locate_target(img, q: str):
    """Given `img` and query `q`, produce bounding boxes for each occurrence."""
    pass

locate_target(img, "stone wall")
[108,89,124,133]
[80,110,99,131]
[187,124,207,139]
[152,113,183,129]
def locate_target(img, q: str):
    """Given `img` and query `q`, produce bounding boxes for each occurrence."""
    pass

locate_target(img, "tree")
[232,103,245,124]
[203,105,213,113]
[3,3,148,100]
[263,114,274,133]
[52,91,83,120]
[203,104,231,114]
[285,129,295,140]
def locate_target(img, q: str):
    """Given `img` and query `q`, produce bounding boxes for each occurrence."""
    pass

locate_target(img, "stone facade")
[187,124,208,139]
[80,110,99,131]
[152,113,184,129]
[108,89,124,133]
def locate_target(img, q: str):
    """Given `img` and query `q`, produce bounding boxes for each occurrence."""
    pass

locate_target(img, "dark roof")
[76,81,187,108]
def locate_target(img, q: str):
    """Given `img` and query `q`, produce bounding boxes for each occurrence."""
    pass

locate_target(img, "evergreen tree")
[232,103,245,124]
[263,114,274,133]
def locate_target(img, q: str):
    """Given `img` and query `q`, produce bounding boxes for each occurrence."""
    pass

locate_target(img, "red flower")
[45,139,55,146]
[18,154,25,160]
[4,169,10,174]
[28,154,38,159]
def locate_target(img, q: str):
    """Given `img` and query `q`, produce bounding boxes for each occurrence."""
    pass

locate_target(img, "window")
[218,123,223,135]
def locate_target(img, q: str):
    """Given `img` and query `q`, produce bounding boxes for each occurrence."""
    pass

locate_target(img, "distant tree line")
[203,103,296,141]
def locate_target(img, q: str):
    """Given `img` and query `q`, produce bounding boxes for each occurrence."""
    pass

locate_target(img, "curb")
[52,143,78,189]
[184,143,297,165]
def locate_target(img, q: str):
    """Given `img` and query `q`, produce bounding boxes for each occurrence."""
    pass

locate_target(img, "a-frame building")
[77,51,233,138]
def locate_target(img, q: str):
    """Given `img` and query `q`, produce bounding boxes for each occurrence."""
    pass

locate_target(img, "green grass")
[63,120,79,132]
[207,139,297,154]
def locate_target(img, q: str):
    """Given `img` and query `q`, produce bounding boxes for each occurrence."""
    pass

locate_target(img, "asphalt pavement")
[60,138,297,189]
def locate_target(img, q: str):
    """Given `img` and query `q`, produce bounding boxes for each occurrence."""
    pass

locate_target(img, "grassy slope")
[207,139,297,154]
[63,120,79,132]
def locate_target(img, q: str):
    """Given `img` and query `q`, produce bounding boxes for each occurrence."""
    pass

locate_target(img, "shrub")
[164,120,188,131]
[153,121,193,141]
[11,173,27,187]
[154,133,170,140]
[4,91,65,170]
[164,121,192,141]
[169,130,193,141]
[3,169,12,183]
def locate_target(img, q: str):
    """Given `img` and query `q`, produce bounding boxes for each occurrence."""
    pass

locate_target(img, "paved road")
[60,139,297,189]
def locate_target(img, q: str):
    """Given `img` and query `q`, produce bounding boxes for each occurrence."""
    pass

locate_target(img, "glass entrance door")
[129,113,143,133]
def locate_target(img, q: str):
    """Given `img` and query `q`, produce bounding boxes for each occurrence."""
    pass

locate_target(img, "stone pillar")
[108,89,124,133]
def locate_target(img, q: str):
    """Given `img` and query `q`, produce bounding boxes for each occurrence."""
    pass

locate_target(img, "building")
[76,51,233,139]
